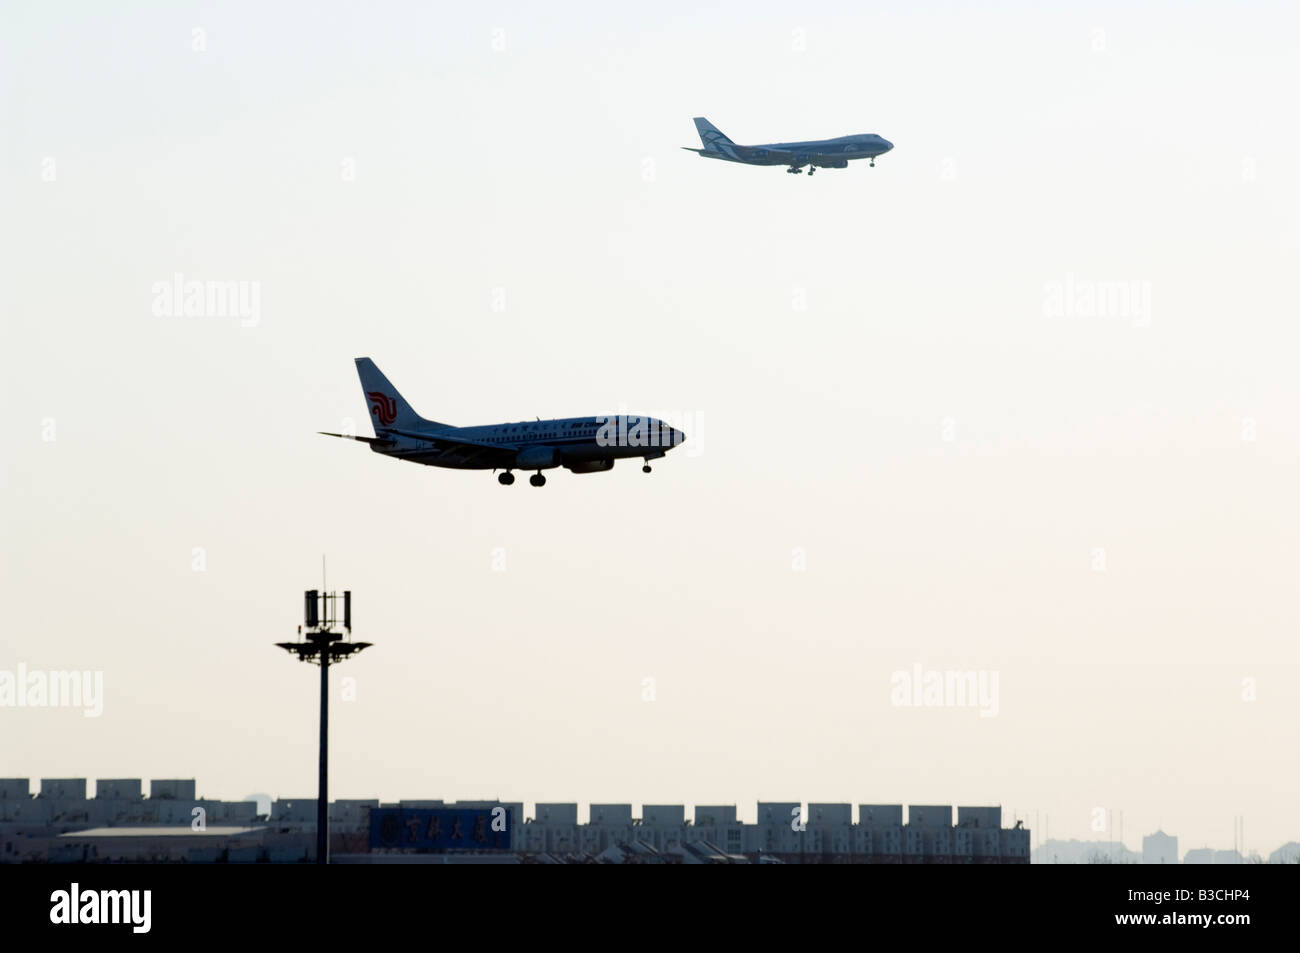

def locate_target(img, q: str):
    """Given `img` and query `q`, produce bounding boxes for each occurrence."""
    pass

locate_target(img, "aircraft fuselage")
[377,416,685,471]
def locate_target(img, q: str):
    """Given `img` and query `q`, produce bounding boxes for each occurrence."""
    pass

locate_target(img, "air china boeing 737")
[320,358,687,486]
[683,117,892,175]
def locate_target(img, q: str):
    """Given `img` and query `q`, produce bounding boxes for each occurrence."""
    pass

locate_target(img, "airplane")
[320,358,687,487]
[682,117,892,175]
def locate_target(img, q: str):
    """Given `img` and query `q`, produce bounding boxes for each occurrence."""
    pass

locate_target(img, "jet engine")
[515,446,561,469]
[564,459,615,474]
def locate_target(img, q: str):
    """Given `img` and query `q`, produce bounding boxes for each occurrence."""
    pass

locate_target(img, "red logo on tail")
[366,391,397,426]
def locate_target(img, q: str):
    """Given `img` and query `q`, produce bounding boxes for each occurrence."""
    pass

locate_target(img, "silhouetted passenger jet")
[320,358,686,487]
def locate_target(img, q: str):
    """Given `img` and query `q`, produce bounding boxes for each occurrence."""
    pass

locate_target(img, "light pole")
[276,588,372,864]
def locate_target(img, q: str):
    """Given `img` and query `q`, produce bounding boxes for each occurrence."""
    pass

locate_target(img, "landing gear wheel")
[808,167,815,176]
[642,464,652,473]
[870,158,875,167]
[529,473,546,487]
[498,471,515,485]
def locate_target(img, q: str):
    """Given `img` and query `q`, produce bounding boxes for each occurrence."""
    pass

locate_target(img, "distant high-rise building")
[1143,830,1178,864]
[1266,842,1300,865]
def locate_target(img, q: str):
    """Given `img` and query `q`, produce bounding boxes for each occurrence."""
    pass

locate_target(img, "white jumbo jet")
[683,117,893,175]
[320,358,687,487]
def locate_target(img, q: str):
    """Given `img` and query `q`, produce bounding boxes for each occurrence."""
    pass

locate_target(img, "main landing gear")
[498,469,547,486]
[785,166,804,174]
[807,167,815,176]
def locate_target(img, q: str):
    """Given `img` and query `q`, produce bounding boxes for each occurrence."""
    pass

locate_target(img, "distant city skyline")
[4,774,1296,863]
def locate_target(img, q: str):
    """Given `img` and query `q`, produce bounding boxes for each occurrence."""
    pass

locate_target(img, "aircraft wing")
[378,427,512,450]
[745,147,795,162]
[320,427,518,465]
[683,144,797,163]
[379,427,519,465]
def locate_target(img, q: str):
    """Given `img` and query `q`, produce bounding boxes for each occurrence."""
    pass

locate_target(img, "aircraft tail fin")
[693,117,733,152]
[354,357,450,433]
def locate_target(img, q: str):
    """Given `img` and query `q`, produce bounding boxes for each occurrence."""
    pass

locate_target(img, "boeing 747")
[683,117,892,175]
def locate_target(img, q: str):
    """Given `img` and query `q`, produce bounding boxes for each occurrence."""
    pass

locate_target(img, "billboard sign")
[369,807,512,851]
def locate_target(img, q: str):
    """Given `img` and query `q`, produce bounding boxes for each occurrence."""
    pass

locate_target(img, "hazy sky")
[3,1,1297,856]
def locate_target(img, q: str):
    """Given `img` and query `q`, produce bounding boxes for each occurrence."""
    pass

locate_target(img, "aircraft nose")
[880,138,893,152]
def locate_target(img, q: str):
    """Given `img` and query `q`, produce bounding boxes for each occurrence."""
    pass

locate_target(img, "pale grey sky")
[2,1,1298,855]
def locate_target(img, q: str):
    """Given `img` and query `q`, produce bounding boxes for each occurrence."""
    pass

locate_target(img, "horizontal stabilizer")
[319,431,395,446]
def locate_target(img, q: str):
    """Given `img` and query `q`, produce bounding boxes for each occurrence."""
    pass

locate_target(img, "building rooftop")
[57,826,264,838]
